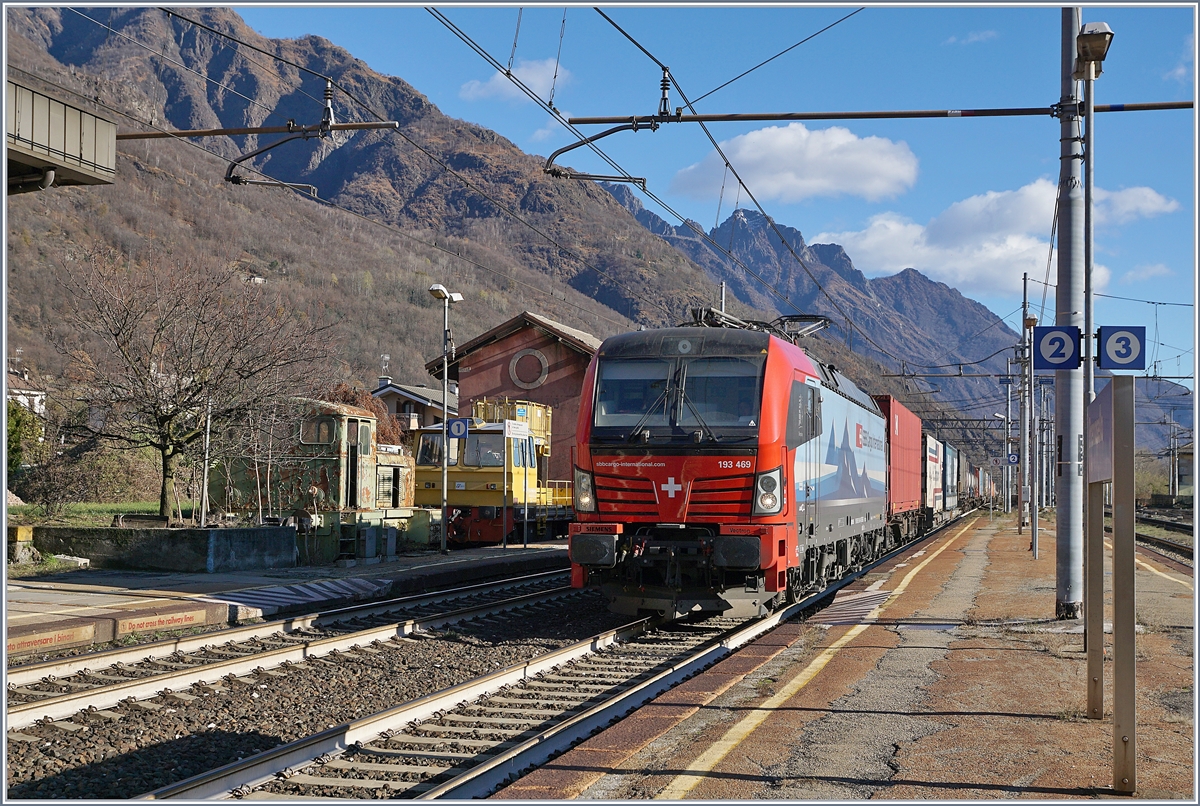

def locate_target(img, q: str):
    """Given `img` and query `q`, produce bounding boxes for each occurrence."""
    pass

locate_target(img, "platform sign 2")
[1033,326,1082,370]
[1097,326,1146,370]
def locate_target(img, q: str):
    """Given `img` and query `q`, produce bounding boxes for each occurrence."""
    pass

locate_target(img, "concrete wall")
[457,328,591,481]
[30,526,297,573]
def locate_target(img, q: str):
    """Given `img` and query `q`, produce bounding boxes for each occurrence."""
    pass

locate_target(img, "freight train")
[567,311,994,619]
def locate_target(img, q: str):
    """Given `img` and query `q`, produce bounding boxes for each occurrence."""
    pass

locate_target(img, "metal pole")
[502,425,508,550]
[1020,278,1030,534]
[720,281,726,313]
[1030,317,1039,557]
[523,438,529,548]
[440,298,449,555]
[199,398,212,527]
[1056,6,1085,619]
[1112,376,1137,794]
[1006,359,1013,514]
[1084,67,1096,407]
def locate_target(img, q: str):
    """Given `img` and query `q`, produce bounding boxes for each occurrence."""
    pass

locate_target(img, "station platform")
[498,513,1196,800]
[6,543,569,660]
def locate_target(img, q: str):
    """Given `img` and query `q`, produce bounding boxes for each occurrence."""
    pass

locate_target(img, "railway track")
[140,513,977,800]
[1134,512,1194,537]
[1134,532,1193,561]
[6,572,569,732]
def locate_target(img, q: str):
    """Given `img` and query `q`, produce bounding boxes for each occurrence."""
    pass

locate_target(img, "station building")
[424,312,601,482]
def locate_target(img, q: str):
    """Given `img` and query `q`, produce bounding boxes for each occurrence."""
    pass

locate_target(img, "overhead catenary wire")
[690,7,865,105]
[595,7,904,362]
[126,6,673,324]
[426,7,820,324]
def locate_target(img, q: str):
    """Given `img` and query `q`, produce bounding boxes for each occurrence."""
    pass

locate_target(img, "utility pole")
[1055,7,1085,619]
[1005,357,1014,514]
[1025,273,1039,556]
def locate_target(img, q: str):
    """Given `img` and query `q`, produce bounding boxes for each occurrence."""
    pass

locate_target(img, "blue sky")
[236,4,1195,388]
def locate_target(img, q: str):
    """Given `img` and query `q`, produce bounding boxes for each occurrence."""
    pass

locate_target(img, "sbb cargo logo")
[855,423,884,452]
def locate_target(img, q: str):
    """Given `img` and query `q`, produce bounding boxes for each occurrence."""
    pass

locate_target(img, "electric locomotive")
[568,314,894,619]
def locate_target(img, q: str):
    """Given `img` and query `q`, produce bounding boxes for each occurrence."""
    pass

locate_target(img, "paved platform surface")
[497,513,1195,800]
[6,543,569,658]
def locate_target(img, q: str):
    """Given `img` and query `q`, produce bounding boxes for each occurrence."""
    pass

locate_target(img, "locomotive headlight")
[574,467,596,513]
[753,467,784,515]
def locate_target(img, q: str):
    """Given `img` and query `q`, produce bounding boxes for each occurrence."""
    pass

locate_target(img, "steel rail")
[7,579,573,731]
[140,512,977,800]
[6,570,566,686]
[139,619,652,800]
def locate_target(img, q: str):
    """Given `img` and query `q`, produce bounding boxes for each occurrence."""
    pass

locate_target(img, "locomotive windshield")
[593,355,764,439]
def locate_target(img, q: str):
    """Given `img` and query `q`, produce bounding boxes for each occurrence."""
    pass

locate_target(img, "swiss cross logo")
[661,477,682,498]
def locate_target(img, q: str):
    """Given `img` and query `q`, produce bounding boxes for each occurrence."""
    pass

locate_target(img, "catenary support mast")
[1055,7,1085,618]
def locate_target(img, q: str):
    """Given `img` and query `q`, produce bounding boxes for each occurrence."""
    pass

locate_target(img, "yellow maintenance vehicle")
[413,399,572,545]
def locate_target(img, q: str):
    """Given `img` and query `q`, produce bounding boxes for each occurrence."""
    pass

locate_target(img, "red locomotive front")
[569,326,833,618]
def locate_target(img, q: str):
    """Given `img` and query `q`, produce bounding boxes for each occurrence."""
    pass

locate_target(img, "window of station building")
[300,416,336,444]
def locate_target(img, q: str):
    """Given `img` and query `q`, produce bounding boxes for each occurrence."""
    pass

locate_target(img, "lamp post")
[1076,21,1114,406]
[429,283,463,555]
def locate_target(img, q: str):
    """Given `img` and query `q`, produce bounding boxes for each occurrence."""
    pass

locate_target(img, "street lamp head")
[994,413,1006,420]
[1077,22,1114,63]
[428,284,464,304]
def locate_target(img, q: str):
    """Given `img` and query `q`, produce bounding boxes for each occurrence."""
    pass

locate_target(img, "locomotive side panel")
[799,387,887,546]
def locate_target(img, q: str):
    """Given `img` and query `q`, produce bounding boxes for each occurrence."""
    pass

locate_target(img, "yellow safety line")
[1104,540,1194,592]
[655,518,978,800]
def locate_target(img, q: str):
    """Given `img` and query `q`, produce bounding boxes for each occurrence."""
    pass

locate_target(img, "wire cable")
[690,8,865,105]
[596,7,903,361]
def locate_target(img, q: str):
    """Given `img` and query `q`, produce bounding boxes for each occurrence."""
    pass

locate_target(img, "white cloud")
[943,30,998,45]
[530,112,569,143]
[1164,34,1194,83]
[460,58,569,103]
[1119,263,1173,285]
[670,123,917,203]
[1093,186,1179,224]
[813,178,1176,297]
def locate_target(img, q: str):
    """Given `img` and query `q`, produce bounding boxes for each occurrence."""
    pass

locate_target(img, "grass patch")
[6,554,85,579]
[7,501,196,528]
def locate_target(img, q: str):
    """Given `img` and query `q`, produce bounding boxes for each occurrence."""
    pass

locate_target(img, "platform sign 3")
[447,418,470,439]
[1097,326,1146,371]
[1033,326,1081,370]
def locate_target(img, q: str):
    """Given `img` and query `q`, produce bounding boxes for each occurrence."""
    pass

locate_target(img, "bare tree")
[52,249,334,518]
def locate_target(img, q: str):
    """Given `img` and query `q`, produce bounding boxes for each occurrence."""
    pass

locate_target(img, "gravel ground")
[5,592,627,799]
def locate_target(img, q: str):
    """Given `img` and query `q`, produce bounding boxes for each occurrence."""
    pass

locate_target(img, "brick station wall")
[29,526,297,573]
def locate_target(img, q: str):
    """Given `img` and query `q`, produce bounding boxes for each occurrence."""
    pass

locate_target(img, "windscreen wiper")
[627,382,670,442]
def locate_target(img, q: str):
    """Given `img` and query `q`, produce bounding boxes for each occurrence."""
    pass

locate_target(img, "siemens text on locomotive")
[567,314,994,619]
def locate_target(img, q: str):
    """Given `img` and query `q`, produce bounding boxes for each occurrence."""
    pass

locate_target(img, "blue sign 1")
[1097,326,1146,370]
[1033,326,1082,370]
[998,376,1013,385]
[447,418,470,439]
